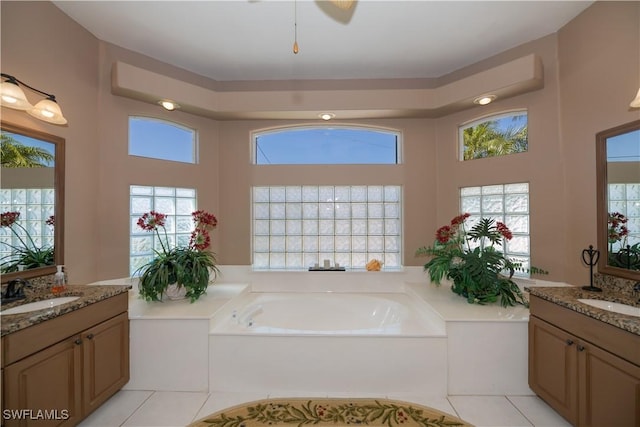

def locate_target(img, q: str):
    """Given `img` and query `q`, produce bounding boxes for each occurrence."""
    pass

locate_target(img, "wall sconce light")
[0,73,67,125]
[630,88,640,108]
[473,95,497,106]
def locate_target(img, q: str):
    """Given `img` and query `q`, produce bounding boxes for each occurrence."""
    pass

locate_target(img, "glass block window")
[459,111,528,161]
[252,185,402,269]
[129,116,197,164]
[129,185,197,275]
[0,188,55,267]
[254,127,400,164]
[460,183,532,275]
[608,183,640,250]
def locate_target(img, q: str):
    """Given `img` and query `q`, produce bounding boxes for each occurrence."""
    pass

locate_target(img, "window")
[252,185,402,269]
[254,127,400,164]
[459,111,528,161]
[460,183,532,275]
[129,186,196,275]
[129,117,197,163]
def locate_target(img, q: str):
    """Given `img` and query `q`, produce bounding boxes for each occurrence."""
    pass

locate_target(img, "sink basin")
[578,299,640,317]
[0,296,80,315]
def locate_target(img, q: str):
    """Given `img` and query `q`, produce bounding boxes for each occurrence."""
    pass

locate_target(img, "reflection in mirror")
[0,122,64,283]
[596,119,640,281]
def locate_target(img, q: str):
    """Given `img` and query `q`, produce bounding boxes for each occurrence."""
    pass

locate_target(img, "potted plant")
[0,211,55,272]
[135,210,220,302]
[416,213,541,307]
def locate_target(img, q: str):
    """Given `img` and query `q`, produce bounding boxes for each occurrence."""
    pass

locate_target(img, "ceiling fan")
[329,0,355,10]
[317,0,357,23]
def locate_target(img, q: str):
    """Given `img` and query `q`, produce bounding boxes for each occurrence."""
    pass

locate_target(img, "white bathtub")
[212,291,445,336]
[209,288,448,396]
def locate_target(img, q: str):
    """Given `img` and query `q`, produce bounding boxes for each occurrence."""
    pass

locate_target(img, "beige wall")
[1,168,54,188]
[1,1,638,285]
[1,1,100,283]
[557,1,640,283]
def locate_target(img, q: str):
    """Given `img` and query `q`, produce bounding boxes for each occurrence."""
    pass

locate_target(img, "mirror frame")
[1,121,65,284]
[596,119,640,281]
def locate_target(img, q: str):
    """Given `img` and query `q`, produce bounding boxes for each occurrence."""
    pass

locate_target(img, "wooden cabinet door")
[528,315,578,425]
[81,312,129,416]
[578,342,640,427]
[4,336,82,427]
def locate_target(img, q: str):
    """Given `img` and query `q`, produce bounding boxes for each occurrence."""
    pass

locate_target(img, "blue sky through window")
[255,127,399,164]
[607,130,640,162]
[129,117,196,163]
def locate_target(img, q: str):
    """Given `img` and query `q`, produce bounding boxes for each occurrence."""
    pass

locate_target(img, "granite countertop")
[1,284,131,337]
[527,286,639,336]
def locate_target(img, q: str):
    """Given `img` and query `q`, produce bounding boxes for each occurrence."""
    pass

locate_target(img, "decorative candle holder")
[581,245,602,292]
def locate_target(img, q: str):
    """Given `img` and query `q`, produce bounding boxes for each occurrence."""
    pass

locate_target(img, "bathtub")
[213,291,444,336]
[209,288,448,396]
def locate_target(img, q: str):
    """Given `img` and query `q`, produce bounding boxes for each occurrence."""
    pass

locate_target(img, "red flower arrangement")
[135,209,219,302]
[416,213,531,307]
[607,212,629,245]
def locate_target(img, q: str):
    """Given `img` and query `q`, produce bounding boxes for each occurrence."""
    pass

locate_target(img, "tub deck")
[119,267,551,396]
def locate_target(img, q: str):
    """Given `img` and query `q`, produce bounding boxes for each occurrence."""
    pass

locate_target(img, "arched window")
[459,111,528,161]
[253,126,400,164]
[129,117,197,163]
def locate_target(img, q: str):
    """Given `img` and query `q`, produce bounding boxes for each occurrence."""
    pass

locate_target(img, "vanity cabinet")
[2,293,129,427]
[529,295,640,427]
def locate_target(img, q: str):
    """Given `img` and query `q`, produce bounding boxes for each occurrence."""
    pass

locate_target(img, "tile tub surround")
[0,284,131,336]
[527,285,640,335]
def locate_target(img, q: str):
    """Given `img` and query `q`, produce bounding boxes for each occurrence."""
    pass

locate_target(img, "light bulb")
[474,95,497,105]
[159,100,179,111]
[293,41,299,54]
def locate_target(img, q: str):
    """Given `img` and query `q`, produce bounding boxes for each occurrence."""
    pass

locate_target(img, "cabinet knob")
[577,345,585,352]
[86,333,94,340]
[565,339,574,346]
[74,338,82,345]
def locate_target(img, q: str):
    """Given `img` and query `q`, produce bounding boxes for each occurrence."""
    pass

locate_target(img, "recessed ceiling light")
[159,100,179,111]
[319,113,335,121]
[473,95,496,106]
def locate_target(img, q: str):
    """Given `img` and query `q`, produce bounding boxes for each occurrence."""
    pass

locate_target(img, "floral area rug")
[188,398,474,427]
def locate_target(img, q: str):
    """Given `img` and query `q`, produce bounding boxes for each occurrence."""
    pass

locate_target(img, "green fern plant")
[416,214,533,307]
[135,210,220,303]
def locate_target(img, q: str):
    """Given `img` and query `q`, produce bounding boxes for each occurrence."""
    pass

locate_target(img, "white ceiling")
[52,0,593,82]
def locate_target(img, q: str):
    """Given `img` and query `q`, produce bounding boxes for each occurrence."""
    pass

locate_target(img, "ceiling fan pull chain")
[293,0,299,54]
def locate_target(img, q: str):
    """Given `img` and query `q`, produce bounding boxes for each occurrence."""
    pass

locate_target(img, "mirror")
[596,119,640,281]
[0,121,64,283]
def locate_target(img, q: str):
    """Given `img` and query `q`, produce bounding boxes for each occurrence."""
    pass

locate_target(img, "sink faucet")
[3,278,30,301]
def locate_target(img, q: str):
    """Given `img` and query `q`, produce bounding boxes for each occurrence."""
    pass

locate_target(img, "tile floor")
[77,390,572,427]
